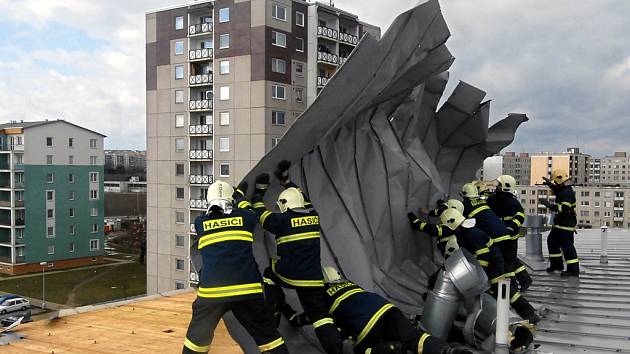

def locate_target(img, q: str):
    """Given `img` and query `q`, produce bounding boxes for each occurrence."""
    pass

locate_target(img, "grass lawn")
[0,261,146,307]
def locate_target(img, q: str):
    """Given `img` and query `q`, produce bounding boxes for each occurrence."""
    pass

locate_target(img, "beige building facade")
[530,147,590,186]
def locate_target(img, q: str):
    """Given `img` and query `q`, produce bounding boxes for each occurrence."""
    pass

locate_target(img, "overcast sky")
[0,0,628,156]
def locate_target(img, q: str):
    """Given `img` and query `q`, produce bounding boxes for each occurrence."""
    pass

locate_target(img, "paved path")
[0,257,134,282]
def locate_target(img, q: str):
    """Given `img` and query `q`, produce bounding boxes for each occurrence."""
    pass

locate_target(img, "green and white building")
[0,120,105,275]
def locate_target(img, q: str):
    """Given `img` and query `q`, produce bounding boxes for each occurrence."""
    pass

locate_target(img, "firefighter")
[252,161,344,354]
[440,209,540,324]
[473,180,493,199]
[539,169,579,277]
[408,199,462,257]
[487,175,533,291]
[284,267,475,354]
[182,181,288,354]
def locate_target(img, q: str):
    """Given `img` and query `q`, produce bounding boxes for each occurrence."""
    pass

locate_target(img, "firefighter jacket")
[487,192,526,240]
[323,281,395,344]
[252,191,324,288]
[455,226,506,284]
[410,219,456,254]
[547,184,577,231]
[462,197,511,244]
[193,191,263,303]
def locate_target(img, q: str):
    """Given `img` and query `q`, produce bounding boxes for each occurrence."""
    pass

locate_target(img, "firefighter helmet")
[322,266,343,284]
[496,175,517,192]
[551,169,570,184]
[444,236,460,258]
[446,199,464,214]
[277,187,305,213]
[461,183,479,198]
[207,180,234,212]
[474,180,490,193]
[441,208,466,231]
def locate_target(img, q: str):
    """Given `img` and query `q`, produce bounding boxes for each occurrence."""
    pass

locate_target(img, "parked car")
[0,294,19,303]
[0,297,30,314]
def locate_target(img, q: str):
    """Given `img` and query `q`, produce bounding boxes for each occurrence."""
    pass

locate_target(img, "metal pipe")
[421,271,461,340]
[524,215,544,262]
[495,278,510,354]
[600,226,609,264]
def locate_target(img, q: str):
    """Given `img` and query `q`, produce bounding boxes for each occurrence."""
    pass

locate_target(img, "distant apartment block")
[145,0,380,293]
[530,147,590,186]
[0,120,105,275]
[480,152,531,185]
[589,152,630,186]
[105,150,146,172]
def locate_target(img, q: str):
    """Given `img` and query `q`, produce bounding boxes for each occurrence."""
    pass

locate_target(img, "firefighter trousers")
[547,227,579,273]
[182,297,288,354]
[500,239,532,287]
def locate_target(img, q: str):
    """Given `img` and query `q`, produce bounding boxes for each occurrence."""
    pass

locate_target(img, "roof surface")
[0,120,106,137]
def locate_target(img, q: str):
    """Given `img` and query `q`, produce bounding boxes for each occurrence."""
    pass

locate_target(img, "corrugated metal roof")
[519,229,630,353]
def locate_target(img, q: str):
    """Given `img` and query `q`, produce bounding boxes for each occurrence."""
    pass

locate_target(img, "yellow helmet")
[322,266,343,283]
[277,187,305,213]
[440,208,466,231]
[496,175,517,192]
[461,183,479,198]
[551,169,569,184]
[446,199,464,214]
[473,180,490,193]
[207,180,234,211]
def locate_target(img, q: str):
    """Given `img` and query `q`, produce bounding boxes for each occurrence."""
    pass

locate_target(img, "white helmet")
[551,169,570,185]
[443,236,460,258]
[474,180,490,193]
[445,199,464,214]
[207,180,234,212]
[277,187,305,213]
[496,175,517,192]
[461,183,479,198]
[440,208,466,231]
[322,266,343,284]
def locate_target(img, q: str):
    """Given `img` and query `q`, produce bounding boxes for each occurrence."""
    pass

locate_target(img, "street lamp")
[39,261,47,310]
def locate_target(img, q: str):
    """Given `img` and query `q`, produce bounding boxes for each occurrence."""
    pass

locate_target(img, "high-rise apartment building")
[530,147,590,186]
[0,120,105,275]
[479,152,530,185]
[145,0,379,293]
[589,152,630,186]
[105,150,147,173]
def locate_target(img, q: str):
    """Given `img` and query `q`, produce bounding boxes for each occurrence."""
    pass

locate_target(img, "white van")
[0,297,30,314]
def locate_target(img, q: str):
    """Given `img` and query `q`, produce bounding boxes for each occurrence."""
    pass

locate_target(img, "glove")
[408,212,420,226]
[254,173,270,195]
[274,160,291,185]
[435,199,446,209]
[542,177,553,187]
[235,181,248,196]
[539,198,551,208]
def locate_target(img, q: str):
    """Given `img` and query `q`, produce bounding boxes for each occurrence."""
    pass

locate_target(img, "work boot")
[516,270,533,292]
[441,344,474,354]
[560,270,579,277]
[546,266,563,273]
[511,297,541,325]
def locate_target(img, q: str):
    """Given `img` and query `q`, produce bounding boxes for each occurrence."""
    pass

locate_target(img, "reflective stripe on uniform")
[438,235,455,244]
[512,219,523,227]
[258,337,285,352]
[478,260,489,267]
[475,247,490,256]
[184,338,209,353]
[417,333,431,354]
[549,252,563,257]
[492,234,511,243]
[510,291,521,304]
[355,304,396,345]
[260,211,272,225]
[365,349,372,354]
[515,265,526,274]
[198,230,253,249]
[197,283,263,298]
[561,201,576,208]
[329,288,364,314]
[566,258,579,264]
[468,205,490,218]
[272,262,324,287]
[276,231,320,245]
[510,234,522,240]
[253,202,265,208]
[263,277,275,285]
[313,317,334,328]
[554,225,576,232]
[486,239,494,247]
[504,272,515,278]
[238,200,251,209]
[490,275,505,284]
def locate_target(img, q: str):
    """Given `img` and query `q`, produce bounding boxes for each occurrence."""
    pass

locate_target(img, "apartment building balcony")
[189,149,213,160]
[189,174,213,185]
[0,144,24,152]
[189,74,213,86]
[188,23,212,37]
[613,217,624,222]
[190,199,209,210]
[189,48,213,62]
[189,99,212,112]
[317,51,338,66]
[0,255,10,264]
[614,207,624,211]
[317,26,338,41]
[189,124,213,135]
[339,57,349,66]
[339,32,359,46]
[614,196,624,201]
[317,76,330,88]
[0,200,24,208]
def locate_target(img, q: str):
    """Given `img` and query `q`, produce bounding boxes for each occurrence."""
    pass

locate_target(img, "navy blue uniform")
[324,281,447,354]
[545,184,579,273]
[410,219,456,256]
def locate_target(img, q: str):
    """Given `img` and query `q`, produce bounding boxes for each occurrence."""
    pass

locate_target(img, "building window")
[47,155,53,165]
[272,111,286,125]
[295,62,304,75]
[69,225,76,235]
[176,259,185,271]
[68,173,74,183]
[47,227,55,238]
[90,189,99,200]
[68,155,74,165]
[90,239,100,251]
[69,191,75,200]
[220,163,230,177]
[89,139,97,148]
[219,34,230,49]
[272,4,287,21]
[175,211,185,224]
[220,86,230,100]
[296,37,304,52]
[271,58,286,74]
[46,137,53,146]
[176,282,186,290]
[16,229,23,239]
[176,187,185,200]
[220,112,230,126]
[176,163,185,176]
[175,114,185,127]
[295,88,304,103]
[69,208,75,217]
[90,172,98,182]
[272,84,286,100]
[272,31,287,48]
[175,15,184,30]
[220,60,230,74]
[91,224,98,233]
[47,173,54,183]
[219,8,230,23]
[176,234,185,248]
[296,11,305,27]
[47,190,54,201]
[69,242,75,253]
[91,208,98,217]
[219,137,230,152]
[68,138,74,147]
[175,90,184,103]
[175,40,184,55]
[90,156,97,165]
[47,209,54,218]
[175,138,185,152]
[272,137,281,148]
[48,245,55,254]
[175,65,184,79]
